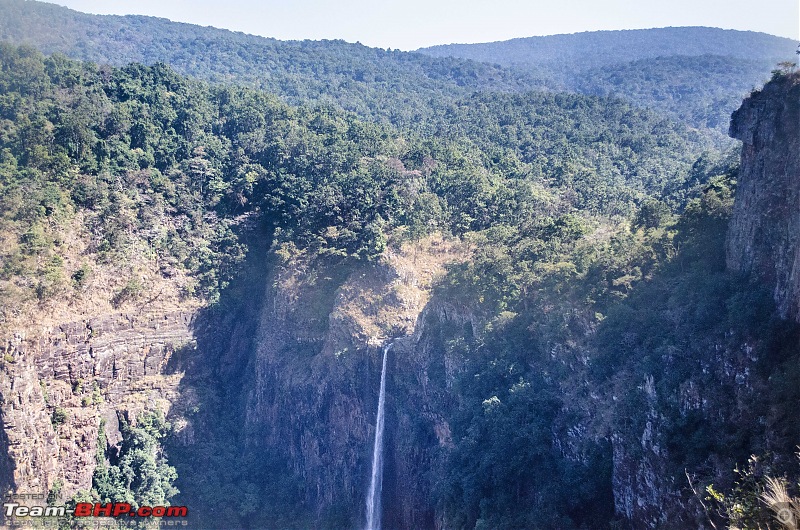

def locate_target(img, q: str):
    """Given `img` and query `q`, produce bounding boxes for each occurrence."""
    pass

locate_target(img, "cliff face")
[0,232,471,529]
[727,72,800,321]
[241,235,472,528]
[606,71,800,529]
[0,311,195,501]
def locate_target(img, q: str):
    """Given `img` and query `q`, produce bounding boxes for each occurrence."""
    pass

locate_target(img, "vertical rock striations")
[242,235,471,528]
[727,72,800,320]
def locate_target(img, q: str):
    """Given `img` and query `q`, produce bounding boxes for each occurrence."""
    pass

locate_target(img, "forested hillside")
[1,6,799,529]
[0,42,714,328]
[572,55,782,129]
[0,0,795,133]
[0,0,543,125]
[418,27,795,71]
[419,27,796,131]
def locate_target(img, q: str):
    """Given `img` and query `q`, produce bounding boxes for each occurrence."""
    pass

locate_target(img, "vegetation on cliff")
[0,20,798,528]
[0,42,713,326]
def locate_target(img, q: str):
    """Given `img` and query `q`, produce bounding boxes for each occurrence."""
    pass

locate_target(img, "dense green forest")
[419,27,796,132]
[418,27,795,71]
[0,1,794,133]
[435,169,800,528]
[0,39,797,528]
[571,55,782,130]
[0,7,798,527]
[0,0,544,125]
[0,42,716,316]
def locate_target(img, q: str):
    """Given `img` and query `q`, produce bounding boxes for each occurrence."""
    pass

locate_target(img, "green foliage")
[111,277,143,308]
[634,198,672,229]
[4,1,793,135]
[71,262,91,289]
[431,159,794,529]
[0,43,716,315]
[0,44,409,305]
[573,55,781,131]
[51,407,68,427]
[705,455,800,529]
[0,0,544,127]
[420,27,795,72]
[92,412,178,510]
[420,28,794,131]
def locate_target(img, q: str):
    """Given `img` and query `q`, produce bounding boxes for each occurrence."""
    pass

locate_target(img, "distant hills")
[417,27,796,72]
[572,55,784,130]
[1,0,796,131]
[0,0,543,125]
[418,27,797,130]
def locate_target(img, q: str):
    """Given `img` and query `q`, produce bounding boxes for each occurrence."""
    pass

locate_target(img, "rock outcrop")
[242,235,471,528]
[0,311,195,501]
[727,71,800,321]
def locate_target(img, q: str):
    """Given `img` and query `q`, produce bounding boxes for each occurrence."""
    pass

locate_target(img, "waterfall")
[365,343,390,530]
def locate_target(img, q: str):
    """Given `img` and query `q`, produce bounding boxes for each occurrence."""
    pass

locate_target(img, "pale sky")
[52,0,800,51]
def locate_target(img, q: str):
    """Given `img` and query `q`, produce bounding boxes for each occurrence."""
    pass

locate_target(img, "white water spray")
[365,343,390,530]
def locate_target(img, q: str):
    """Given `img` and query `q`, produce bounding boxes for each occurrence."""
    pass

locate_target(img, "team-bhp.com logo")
[4,501,187,519]
[74,503,188,518]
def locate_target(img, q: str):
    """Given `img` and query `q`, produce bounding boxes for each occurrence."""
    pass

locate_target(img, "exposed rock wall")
[0,232,471,529]
[608,340,767,529]
[727,72,800,321]
[243,235,471,528]
[0,311,195,501]
[608,75,800,527]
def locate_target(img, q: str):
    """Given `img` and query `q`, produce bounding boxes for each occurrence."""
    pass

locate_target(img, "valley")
[0,3,798,529]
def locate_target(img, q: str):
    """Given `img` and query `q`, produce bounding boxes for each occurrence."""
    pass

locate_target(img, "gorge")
[0,8,798,529]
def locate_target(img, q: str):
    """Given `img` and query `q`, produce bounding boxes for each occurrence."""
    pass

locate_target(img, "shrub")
[51,407,68,427]
[111,277,143,307]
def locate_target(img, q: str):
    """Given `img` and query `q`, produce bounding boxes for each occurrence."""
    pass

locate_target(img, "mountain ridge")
[417,26,797,68]
[2,1,793,133]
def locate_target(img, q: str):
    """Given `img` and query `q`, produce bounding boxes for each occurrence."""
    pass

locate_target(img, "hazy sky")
[52,0,799,50]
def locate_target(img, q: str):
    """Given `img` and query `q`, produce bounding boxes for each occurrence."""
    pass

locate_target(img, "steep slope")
[727,71,800,322]
[430,72,800,529]
[0,44,719,528]
[0,43,731,529]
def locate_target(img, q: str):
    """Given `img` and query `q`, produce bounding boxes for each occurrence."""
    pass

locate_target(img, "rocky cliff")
[0,230,473,529]
[0,310,195,510]
[605,70,800,529]
[727,71,800,321]
[240,235,472,528]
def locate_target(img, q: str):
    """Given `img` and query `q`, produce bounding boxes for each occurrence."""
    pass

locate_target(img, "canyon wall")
[0,311,195,504]
[727,72,800,321]
[239,235,472,528]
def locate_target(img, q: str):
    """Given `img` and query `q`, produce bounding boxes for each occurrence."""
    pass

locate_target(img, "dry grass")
[1,212,201,337]
[761,476,800,530]
[323,232,471,352]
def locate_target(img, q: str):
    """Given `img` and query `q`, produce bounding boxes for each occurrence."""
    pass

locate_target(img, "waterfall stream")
[365,343,390,530]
